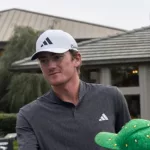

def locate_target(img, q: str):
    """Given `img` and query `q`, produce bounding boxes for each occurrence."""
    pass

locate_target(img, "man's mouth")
[49,72,59,75]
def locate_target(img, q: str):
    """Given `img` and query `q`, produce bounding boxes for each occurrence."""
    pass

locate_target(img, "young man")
[16,30,131,150]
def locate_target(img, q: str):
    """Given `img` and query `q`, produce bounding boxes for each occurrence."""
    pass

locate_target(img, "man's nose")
[47,59,57,68]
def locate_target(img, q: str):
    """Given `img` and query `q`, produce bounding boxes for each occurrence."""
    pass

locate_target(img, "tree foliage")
[0,26,50,113]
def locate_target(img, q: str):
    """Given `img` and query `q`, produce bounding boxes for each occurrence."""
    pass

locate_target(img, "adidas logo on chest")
[99,113,109,121]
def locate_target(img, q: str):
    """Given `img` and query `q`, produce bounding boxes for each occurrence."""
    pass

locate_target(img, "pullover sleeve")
[16,110,40,150]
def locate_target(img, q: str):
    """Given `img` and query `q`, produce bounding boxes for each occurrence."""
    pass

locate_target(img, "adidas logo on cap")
[41,37,53,47]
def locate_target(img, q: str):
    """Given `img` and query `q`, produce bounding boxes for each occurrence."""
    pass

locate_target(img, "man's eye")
[40,59,48,63]
[54,55,63,60]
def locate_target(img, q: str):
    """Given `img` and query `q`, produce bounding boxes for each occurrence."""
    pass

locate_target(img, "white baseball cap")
[31,29,78,60]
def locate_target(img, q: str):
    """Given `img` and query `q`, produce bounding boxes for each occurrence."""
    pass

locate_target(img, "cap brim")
[95,132,119,150]
[31,48,70,60]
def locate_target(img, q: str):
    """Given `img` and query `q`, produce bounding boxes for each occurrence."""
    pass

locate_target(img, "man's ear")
[74,52,82,67]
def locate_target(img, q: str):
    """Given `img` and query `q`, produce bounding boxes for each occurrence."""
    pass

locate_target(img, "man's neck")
[52,76,80,105]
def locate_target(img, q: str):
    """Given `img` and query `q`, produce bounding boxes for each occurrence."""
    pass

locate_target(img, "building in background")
[0,8,125,57]
[11,26,150,120]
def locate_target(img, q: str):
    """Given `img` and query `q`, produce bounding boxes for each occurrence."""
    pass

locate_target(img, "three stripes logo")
[41,37,53,47]
[99,113,108,121]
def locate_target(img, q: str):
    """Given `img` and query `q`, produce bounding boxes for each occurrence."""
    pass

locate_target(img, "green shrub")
[0,113,17,136]
[13,140,18,150]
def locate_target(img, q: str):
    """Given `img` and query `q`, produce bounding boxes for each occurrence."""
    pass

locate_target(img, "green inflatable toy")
[95,119,150,150]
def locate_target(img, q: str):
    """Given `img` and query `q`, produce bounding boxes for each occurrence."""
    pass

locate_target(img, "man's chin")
[49,80,65,86]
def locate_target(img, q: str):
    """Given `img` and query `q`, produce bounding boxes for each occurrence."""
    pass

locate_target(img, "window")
[110,65,139,87]
[125,95,140,118]
[80,69,99,83]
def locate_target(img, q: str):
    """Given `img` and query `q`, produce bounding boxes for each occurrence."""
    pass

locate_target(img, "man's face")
[38,51,81,86]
